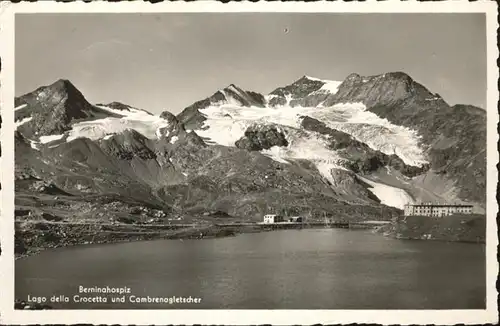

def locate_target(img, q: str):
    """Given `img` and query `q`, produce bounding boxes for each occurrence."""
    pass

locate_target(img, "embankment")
[377,214,486,243]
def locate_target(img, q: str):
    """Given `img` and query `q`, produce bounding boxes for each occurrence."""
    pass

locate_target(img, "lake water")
[15,229,485,309]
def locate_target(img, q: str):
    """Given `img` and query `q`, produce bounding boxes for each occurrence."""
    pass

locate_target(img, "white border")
[0,1,498,325]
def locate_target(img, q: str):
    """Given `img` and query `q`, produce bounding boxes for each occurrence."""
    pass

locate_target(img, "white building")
[404,203,473,217]
[263,214,285,224]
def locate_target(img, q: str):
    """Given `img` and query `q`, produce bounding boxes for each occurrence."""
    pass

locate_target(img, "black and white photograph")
[0,1,498,325]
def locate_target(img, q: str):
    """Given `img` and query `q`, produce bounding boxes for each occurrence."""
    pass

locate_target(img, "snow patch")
[170,136,179,144]
[305,76,343,95]
[15,117,32,128]
[36,91,47,101]
[15,104,28,111]
[261,146,290,164]
[29,140,40,150]
[261,130,346,182]
[39,134,64,144]
[265,94,279,103]
[304,76,322,81]
[316,162,337,184]
[358,176,414,209]
[317,80,343,94]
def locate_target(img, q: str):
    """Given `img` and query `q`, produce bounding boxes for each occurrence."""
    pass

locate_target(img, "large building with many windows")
[403,203,473,217]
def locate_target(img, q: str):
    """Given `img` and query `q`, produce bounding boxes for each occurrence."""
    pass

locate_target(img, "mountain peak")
[14,78,115,138]
[53,78,74,87]
[221,84,265,107]
[292,75,325,84]
[385,71,413,81]
[324,71,422,108]
[223,84,247,96]
[48,78,81,95]
[303,75,324,82]
[22,78,89,108]
[268,75,327,104]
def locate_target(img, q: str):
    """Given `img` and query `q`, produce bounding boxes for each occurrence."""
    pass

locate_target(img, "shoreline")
[14,222,267,260]
[15,218,485,260]
[376,214,486,244]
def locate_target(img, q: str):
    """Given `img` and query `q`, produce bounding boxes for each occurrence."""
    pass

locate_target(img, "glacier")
[49,105,171,142]
[192,77,428,185]
[196,99,428,168]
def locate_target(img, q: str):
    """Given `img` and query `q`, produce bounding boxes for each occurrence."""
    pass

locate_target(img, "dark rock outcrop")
[100,129,157,160]
[157,111,186,140]
[157,110,207,148]
[235,124,288,151]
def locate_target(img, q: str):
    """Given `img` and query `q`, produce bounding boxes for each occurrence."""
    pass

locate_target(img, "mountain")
[172,73,486,211]
[177,84,266,131]
[13,72,486,227]
[14,79,122,139]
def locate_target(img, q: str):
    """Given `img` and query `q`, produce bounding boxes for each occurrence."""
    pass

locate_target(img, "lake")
[15,228,485,309]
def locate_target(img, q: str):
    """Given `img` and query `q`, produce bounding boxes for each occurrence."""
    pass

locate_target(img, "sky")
[15,13,487,114]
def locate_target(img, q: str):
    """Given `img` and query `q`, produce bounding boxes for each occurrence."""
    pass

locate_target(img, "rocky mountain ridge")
[13,71,486,226]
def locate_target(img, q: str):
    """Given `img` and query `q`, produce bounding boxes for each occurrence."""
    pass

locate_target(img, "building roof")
[405,204,473,207]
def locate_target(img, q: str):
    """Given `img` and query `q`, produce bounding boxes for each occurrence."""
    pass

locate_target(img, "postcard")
[0,1,498,324]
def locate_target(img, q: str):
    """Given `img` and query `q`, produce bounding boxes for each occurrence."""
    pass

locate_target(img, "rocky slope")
[13,72,486,232]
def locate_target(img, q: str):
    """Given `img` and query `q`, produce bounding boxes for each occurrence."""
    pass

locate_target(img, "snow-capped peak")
[226,83,242,93]
[217,84,266,108]
[305,76,343,95]
[304,75,323,82]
